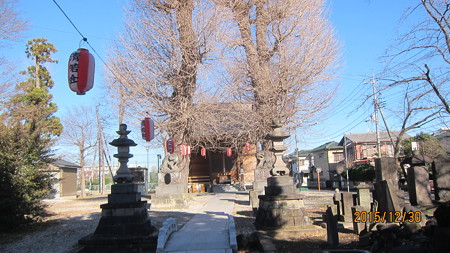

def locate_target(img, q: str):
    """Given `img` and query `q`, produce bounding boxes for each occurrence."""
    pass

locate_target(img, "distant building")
[284,149,312,188]
[309,141,344,188]
[339,131,411,165]
[434,127,450,151]
[46,159,80,198]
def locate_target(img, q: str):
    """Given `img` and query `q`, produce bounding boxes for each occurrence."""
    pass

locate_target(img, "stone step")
[212,184,245,193]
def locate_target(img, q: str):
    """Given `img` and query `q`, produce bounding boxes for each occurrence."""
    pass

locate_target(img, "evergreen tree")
[0,38,61,232]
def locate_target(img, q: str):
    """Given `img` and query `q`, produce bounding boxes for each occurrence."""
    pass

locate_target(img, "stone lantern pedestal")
[79,124,156,252]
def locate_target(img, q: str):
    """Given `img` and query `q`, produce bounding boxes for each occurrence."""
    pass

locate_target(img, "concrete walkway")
[162,193,237,253]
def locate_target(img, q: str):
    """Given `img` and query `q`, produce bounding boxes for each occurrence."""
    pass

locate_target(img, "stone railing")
[228,215,238,253]
[156,218,178,253]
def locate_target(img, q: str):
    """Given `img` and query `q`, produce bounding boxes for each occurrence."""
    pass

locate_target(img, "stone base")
[255,195,310,229]
[253,181,268,192]
[151,193,189,209]
[250,190,263,213]
[258,225,322,240]
[156,184,186,195]
[79,231,157,253]
[79,183,156,252]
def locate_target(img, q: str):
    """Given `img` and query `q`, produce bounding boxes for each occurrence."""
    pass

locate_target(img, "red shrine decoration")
[166,138,175,153]
[141,117,154,142]
[245,142,251,151]
[179,144,187,156]
[201,147,206,157]
[68,48,95,95]
[186,145,191,155]
[226,148,232,157]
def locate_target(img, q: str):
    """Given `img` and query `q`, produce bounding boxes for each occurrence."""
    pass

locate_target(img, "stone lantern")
[79,124,155,252]
[255,120,316,237]
[109,123,136,183]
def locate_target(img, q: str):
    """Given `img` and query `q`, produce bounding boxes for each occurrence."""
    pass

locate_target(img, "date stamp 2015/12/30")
[353,211,422,223]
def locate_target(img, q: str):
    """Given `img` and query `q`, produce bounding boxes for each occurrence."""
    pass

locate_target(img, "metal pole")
[317,171,321,192]
[344,134,350,192]
[157,154,161,173]
[145,145,150,187]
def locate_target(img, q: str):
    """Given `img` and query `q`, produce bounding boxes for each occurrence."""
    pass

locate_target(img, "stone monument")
[250,150,273,211]
[151,153,189,208]
[255,120,316,238]
[79,124,155,252]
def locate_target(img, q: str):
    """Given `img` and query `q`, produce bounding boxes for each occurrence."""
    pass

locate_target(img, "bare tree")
[60,106,97,198]
[216,0,341,147]
[0,0,28,105]
[107,0,221,187]
[380,0,450,157]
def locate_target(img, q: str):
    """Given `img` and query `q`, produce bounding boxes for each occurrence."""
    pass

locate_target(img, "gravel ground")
[0,190,359,253]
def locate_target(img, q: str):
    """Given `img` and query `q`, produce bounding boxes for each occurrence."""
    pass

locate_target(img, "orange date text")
[353,211,422,223]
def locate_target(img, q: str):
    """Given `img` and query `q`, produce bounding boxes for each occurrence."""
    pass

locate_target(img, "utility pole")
[96,107,105,195]
[366,74,381,157]
[344,134,349,192]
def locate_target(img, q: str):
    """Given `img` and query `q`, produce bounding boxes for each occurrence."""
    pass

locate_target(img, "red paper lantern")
[187,145,191,155]
[166,138,175,153]
[226,148,232,157]
[245,142,251,151]
[179,144,187,156]
[141,117,154,142]
[201,147,206,157]
[68,48,95,95]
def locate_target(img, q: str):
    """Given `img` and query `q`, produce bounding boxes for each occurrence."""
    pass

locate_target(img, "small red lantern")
[166,138,175,153]
[245,142,251,151]
[68,48,95,95]
[179,144,187,156]
[141,117,154,142]
[201,147,206,157]
[226,148,232,157]
[187,145,191,155]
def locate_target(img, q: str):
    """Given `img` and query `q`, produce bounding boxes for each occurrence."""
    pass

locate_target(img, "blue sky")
[4,0,446,167]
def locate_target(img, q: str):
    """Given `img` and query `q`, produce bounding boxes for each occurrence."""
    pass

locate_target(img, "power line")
[52,0,129,95]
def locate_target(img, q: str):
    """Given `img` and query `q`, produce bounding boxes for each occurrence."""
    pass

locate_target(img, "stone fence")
[156,218,178,253]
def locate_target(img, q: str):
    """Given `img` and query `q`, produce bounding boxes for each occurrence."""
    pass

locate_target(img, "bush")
[0,125,55,232]
[342,164,375,182]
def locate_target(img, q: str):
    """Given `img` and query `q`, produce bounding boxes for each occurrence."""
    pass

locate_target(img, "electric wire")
[52,0,123,86]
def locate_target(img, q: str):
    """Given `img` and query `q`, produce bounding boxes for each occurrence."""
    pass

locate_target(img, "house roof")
[339,131,411,145]
[51,159,81,168]
[434,128,450,139]
[310,141,342,152]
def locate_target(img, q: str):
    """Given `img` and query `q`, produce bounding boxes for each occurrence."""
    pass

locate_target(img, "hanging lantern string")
[52,0,123,87]
[79,37,88,48]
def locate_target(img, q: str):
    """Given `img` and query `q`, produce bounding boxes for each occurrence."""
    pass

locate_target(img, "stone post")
[356,182,372,211]
[374,158,402,213]
[434,156,450,202]
[407,166,432,206]
[325,206,339,246]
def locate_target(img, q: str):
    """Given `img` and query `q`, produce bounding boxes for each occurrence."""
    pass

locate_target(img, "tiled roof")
[51,159,81,168]
[310,141,342,152]
[434,128,450,139]
[339,131,411,145]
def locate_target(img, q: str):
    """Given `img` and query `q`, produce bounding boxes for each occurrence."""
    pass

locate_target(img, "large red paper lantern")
[166,138,175,153]
[141,117,154,142]
[226,148,232,157]
[201,147,206,157]
[68,48,95,95]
